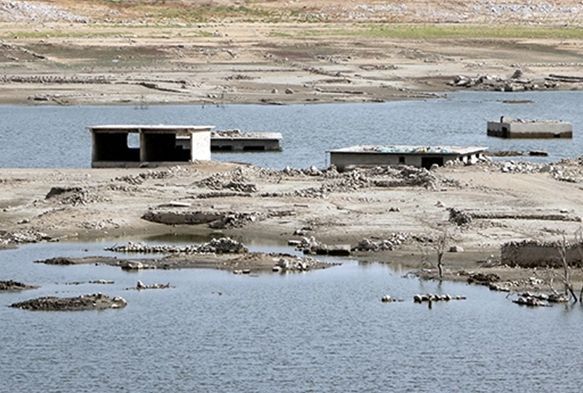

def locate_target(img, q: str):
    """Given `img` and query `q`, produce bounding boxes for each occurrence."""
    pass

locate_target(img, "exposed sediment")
[10,293,127,311]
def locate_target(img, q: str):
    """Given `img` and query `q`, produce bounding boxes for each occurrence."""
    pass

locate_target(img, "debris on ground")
[106,237,248,255]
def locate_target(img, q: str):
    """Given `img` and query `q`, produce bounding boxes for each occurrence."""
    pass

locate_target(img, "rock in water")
[10,293,127,311]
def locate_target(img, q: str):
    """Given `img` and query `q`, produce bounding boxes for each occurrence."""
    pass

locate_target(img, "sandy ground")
[1,159,582,292]
[0,21,582,105]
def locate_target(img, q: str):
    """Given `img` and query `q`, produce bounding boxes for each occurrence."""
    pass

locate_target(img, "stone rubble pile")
[45,186,105,206]
[196,168,249,190]
[114,167,181,185]
[0,229,51,246]
[208,212,263,229]
[514,292,569,307]
[448,70,558,92]
[354,234,410,252]
[480,157,583,183]
[106,237,248,255]
[293,236,351,256]
[271,255,322,273]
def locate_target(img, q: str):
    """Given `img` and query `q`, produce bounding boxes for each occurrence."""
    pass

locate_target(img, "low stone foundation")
[501,240,583,268]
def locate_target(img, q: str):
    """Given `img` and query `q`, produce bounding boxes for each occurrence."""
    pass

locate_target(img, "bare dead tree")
[435,229,448,280]
[558,233,578,303]
[575,227,583,300]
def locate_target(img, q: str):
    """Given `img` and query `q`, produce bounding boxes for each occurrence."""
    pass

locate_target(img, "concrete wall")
[501,240,583,268]
[487,121,573,138]
[190,131,211,161]
[211,139,281,152]
[91,129,210,167]
[330,152,461,171]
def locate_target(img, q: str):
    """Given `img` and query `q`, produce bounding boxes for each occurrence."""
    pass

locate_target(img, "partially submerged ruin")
[487,117,573,139]
[501,240,583,268]
[329,145,487,170]
[209,130,282,152]
[90,125,213,168]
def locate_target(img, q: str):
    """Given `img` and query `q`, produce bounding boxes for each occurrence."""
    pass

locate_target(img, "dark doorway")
[421,156,443,169]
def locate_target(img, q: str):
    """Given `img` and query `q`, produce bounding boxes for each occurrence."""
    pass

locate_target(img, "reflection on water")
[1,241,582,392]
[0,91,581,169]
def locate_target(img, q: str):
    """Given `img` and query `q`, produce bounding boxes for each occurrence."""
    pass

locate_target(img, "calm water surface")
[0,91,581,169]
[1,240,583,392]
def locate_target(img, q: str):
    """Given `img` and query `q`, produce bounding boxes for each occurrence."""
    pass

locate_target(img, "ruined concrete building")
[90,125,212,168]
[329,145,487,170]
[487,117,573,139]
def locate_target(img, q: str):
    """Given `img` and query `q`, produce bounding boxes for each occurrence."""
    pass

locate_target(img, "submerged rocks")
[134,281,171,290]
[0,280,37,291]
[381,295,404,303]
[10,293,127,311]
[413,293,466,303]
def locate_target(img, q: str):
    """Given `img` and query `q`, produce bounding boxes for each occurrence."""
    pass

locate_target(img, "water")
[1,241,583,392]
[0,91,581,169]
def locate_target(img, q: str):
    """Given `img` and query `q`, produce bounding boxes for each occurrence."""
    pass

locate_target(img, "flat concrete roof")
[89,125,214,133]
[329,145,487,155]
[211,131,282,140]
[494,118,571,125]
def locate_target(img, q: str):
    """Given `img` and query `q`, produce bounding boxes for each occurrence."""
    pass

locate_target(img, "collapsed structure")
[501,240,583,268]
[89,125,212,168]
[487,117,573,139]
[329,145,487,170]
[208,130,282,152]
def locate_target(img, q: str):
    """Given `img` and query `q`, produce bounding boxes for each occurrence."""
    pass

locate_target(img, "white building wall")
[190,131,211,161]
